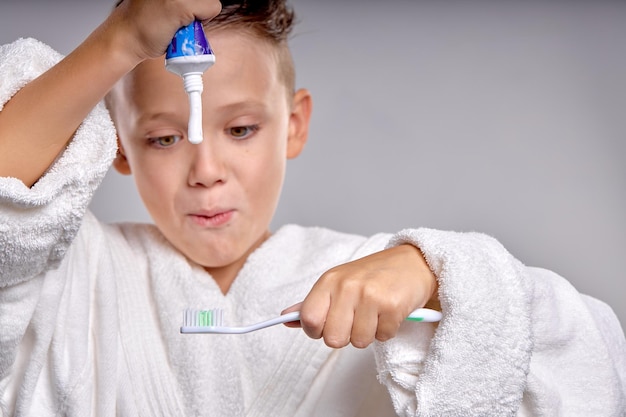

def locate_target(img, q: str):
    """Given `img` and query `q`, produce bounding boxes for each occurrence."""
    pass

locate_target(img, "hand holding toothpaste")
[113,1,219,144]
[109,0,222,62]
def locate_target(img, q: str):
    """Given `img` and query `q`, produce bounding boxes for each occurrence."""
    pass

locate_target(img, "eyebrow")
[134,109,181,127]
[213,100,269,116]
[134,100,271,129]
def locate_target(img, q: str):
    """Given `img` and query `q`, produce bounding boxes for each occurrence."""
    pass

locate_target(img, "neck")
[204,230,272,295]
[208,262,242,294]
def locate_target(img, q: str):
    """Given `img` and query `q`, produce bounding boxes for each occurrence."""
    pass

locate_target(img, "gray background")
[2,1,624,326]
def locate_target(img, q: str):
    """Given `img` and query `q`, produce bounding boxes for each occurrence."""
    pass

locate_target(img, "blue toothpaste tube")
[165,20,216,144]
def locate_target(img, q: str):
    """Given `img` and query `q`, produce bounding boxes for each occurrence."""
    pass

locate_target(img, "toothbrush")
[180,307,442,334]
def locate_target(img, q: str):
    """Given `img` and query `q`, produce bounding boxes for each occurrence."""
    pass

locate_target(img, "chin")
[185,247,240,269]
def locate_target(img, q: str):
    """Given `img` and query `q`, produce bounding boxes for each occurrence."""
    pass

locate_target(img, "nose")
[187,139,227,188]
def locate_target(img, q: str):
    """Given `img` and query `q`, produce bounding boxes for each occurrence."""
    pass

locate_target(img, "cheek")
[129,155,181,217]
[243,145,286,205]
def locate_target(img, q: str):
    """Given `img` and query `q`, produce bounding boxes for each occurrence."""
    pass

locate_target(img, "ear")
[286,88,312,159]
[112,138,132,175]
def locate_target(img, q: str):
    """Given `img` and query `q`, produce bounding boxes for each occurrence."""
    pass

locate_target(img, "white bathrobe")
[0,38,624,417]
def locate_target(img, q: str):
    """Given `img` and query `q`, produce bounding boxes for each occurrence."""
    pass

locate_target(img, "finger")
[299,284,331,340]
[195,0,222,22]
[374,311,404,342]
[281,302,302,315]
[349,303,378,349]
[281,302,303,328]
[321,293,356,349]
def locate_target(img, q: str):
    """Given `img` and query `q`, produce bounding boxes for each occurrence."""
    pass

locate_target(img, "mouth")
[188,209,235,228]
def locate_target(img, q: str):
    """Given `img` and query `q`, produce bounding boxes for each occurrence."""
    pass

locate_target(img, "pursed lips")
[187,209,236,227]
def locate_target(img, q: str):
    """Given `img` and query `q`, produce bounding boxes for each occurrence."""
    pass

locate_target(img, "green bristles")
[183,308,224,327]
[199,310,214,326]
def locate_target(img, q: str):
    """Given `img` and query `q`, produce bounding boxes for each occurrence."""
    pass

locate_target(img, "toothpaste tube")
[165,20,215,144]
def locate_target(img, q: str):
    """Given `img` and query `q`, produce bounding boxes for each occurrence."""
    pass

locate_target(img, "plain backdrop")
[1,0,624,326]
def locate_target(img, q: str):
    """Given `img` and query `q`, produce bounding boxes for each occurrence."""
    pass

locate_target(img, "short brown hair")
[211,0,295,44]
[210,1,296,94]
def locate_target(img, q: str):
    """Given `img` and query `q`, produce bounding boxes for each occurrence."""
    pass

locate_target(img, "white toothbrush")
[180,307,442,334]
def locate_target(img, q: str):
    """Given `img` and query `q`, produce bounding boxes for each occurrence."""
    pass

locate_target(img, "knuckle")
[360,283,381,303]
[298,309,326,339]
[380,297,405,317]
[300,318,323,337]
[303,328,322,340]
[350,336,373,349]
[299,314,318,329]
[320,267,343,284]
[375,330,394,342]
[335,274,364,295]
[375,318,401,342]
[324,335,349,349]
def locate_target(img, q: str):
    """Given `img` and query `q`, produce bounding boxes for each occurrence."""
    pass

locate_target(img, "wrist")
[90,11,149,74]
[399,243,440,309]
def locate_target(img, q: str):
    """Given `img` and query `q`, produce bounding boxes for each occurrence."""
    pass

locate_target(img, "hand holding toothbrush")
[282,244,440,349]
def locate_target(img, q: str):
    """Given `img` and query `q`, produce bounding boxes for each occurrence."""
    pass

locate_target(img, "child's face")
[109,29,310,279]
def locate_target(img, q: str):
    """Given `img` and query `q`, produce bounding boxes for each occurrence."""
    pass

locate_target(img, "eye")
[228,125,259,140]
[148,134,182,148]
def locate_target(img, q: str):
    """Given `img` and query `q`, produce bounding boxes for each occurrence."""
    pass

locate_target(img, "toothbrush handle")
[406,308,442,322]
[257,311,301,329]
[281,308,441,326]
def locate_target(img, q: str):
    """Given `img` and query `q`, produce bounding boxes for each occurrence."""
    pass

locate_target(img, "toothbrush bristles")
[184,308,224,327]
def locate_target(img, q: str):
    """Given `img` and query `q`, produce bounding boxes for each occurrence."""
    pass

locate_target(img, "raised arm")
[0,0,221,187]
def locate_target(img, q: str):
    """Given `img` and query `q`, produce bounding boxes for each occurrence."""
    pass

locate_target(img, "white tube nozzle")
[165,21,215,145]
[183,73,204,144]
[165,55,215,145]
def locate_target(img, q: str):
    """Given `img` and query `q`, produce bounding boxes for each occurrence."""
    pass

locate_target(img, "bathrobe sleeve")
[0,38,116,394]
[0,38,117,287]
[374,228,626,416]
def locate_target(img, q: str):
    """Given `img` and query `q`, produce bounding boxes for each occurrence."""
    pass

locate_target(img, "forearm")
[0,37,119,288]
[0,14,139,187]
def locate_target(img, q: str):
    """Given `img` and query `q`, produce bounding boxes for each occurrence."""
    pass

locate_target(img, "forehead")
[112,29,286,118]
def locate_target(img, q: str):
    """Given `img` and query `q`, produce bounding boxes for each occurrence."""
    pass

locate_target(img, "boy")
[0,0,624,416]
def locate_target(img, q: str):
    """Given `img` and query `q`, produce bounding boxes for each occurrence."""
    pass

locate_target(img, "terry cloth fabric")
[1,38,625,417]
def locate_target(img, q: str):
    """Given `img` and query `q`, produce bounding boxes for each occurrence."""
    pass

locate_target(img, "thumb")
[281,302,303,328]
